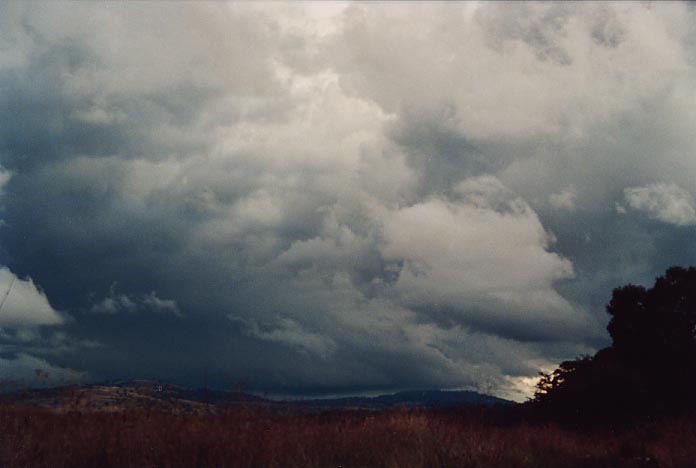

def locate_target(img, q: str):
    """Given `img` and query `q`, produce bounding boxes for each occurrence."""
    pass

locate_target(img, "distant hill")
[0,380,512,412]
[0,380,262,413]
[300,389,510,410]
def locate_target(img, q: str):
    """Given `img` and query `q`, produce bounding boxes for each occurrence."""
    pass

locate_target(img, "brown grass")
[1,404,695,468]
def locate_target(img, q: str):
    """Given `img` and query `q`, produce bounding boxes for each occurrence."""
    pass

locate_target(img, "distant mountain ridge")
[0,379,512,412]
[300,389,510,409]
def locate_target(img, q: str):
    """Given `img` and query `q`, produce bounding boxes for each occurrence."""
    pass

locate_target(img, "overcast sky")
[1,2,696,401]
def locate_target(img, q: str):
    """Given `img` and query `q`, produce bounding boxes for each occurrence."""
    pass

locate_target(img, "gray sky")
[1,2,696,401]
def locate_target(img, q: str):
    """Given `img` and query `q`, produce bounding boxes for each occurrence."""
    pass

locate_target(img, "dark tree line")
[533,266,696,427]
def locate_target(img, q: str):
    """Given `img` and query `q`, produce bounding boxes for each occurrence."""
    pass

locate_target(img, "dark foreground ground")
[2,403,696,468]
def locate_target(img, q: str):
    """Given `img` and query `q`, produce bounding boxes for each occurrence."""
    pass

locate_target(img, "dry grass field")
[2,403,695,468]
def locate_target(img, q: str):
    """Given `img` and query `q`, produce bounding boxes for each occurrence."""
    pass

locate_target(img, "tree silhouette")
[534,266,696,426]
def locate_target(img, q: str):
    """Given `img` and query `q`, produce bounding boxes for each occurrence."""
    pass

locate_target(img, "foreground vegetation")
[2,404,695,468]
[534,267,696,428]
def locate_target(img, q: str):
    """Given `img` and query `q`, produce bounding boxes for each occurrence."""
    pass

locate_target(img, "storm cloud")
[1,2,695,401]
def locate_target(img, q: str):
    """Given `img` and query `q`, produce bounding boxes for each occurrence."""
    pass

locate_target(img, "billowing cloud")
[0,2,695,401]
[381,176,586,341]
[327,2,692,141]
[549,188,577,211]
[90,284,181,316]
[0,268,63,328]
[0,353,88,387]
[624,183,696,226]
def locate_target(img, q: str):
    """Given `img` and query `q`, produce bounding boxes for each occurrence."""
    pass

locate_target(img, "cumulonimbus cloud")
[624,183,696,226]
[0,2,694,400]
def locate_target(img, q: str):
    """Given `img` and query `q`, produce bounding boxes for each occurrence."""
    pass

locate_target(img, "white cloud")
[142,291,181,316]
[624,183,696,226]
[327,3,692,140]
[0,353,88,387]
[90,284,181,316]
[0,268,63,328]
[549,188,577,211]
[381,176,582,336]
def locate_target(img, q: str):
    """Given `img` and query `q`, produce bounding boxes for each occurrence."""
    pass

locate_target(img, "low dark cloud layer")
[1,2,695,400]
